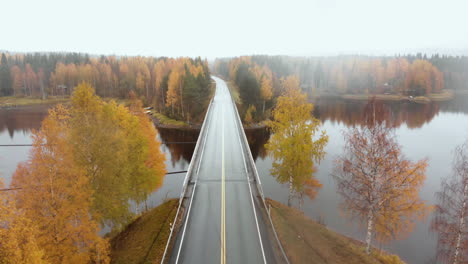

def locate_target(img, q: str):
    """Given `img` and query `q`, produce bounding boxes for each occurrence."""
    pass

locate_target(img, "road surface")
[169,77,281,263]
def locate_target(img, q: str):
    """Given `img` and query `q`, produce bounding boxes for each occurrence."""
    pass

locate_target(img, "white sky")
[1,0,467,58]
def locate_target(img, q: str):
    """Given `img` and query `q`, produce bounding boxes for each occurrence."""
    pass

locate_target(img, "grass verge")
[151,112,191,129]
[427,89,454,101]
[0,96,69,107]
[267,199,404,264]
[110,199,178,264]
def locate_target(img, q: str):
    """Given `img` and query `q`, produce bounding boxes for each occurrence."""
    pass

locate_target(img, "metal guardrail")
[228,81,290,264]
[160,96,214,264]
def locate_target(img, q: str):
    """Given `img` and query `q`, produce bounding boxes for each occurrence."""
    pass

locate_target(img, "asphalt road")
[169,77,279,264]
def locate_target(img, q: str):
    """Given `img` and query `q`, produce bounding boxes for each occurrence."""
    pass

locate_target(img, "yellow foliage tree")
[266,75,328,207]
[260,77,273,114]
[0,180,47,264]
[11,105,109,263]
[68,83,166,227]
[166,70,181,116]
[244,104,256,124]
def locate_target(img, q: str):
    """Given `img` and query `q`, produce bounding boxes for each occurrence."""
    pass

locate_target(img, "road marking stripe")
[233,101,267,264]
[221,105,226,264]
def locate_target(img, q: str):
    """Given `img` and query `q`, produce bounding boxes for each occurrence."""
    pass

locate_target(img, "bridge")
[161,77,288,264]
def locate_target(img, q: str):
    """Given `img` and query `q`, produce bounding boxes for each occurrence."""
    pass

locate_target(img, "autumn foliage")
[12,106,109,263]
[266,76,328,208]
[216,56,275,122]
[0,180,46,264]
[333,99,430,254]
[0,82,166,263]
[214,55,452,103]
[0,53,212,124]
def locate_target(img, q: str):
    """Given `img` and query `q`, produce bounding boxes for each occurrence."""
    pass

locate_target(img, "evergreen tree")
[0,53,12,96]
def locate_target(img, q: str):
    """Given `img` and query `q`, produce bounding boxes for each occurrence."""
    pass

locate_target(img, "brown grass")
[427,89,454,101]
[267,199,404,264]
[0,96,68,107]
[110,199,178,264]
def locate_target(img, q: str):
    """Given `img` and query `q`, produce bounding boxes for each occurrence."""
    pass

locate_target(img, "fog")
[1,0,467,58]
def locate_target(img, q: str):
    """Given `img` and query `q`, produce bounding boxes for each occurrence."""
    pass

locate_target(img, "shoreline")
[0,96,69,108]
[150,112,201,130]
[267,199,405,264]
[338,89,454,103]
[151,111,268,130]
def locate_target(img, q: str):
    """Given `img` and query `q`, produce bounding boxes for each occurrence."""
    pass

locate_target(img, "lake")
[1,96,467,264]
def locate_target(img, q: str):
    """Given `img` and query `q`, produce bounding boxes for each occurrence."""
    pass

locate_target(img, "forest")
[0,52,212,123]
[214,54,468,122]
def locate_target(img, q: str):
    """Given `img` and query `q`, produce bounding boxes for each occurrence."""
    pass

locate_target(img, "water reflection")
[314,96,468,130]
[250,96,468,264]
[157,128,198,166]
[0,105,50,138]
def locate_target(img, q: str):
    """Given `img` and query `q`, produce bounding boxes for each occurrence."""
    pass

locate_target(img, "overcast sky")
[1,0,467,58]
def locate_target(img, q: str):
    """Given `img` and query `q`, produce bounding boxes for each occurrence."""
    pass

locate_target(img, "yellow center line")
[221,106,226,264]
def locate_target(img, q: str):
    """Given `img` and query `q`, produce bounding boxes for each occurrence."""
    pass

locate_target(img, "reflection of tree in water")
[157,127,199,166]
[0,105,50,138]
[432,139,468,264]
[245,128,270,161]
[313,97,468,129]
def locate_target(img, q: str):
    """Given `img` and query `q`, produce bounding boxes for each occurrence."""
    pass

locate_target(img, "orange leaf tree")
[11,105,109,263]
[0,179,47,264]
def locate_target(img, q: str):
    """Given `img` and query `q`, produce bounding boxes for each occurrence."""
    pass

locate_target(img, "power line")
[0,142,197,147]
[0,171,187,192]
[0,144,33,146]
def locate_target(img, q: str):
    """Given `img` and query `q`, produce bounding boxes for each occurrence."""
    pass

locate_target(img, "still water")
[1,97,467,264]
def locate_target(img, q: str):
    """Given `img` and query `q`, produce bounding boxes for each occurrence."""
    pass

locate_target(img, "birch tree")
[333,99,429,254]
[266,76,328,207]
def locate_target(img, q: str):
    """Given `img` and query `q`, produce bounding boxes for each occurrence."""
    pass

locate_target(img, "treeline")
[0,52,212,123]
[215,54,468,101]
[0,83,166,263]
[217,57,277,123]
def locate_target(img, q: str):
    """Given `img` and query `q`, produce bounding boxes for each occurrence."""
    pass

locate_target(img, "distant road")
[168,77,282,263]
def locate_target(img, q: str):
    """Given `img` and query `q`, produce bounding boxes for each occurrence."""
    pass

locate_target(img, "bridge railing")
[160,94,214,263]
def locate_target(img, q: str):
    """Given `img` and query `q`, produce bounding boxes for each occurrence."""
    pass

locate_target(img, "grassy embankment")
[268,199,405,264]
[110,198,404,264]
[0,96,69,107]
[341,89,454,103]
[151,112,192,129]
[110,199,178,264]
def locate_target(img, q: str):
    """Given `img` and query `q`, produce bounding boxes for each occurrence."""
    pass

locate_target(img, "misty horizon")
[1,0,467,58]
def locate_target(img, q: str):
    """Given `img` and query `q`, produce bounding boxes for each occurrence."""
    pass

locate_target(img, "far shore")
[150,112,202,130]
[339,89,454,103]
[0,96,69,108]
